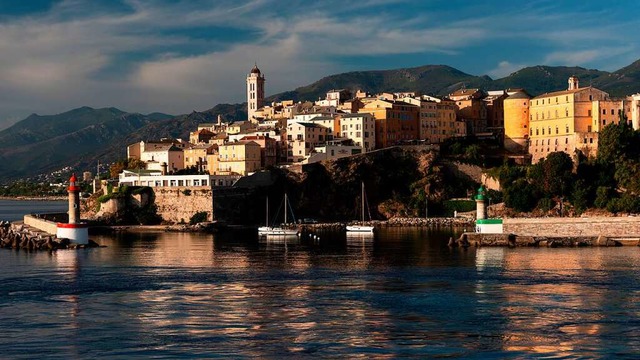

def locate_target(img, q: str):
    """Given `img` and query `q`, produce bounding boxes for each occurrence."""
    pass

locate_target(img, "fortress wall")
[152,187,213,223]
[504,217,640,237]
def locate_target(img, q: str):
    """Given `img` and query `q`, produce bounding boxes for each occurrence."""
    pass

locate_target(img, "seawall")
[503,217,640,237]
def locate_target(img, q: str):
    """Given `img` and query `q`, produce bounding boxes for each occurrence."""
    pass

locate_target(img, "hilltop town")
[67,63,633,224]
[120,64,640,183]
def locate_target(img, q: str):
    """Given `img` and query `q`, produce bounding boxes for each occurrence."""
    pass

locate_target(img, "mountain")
[3,59,640,183]
[270,62,640,101]
[269,65,487,102]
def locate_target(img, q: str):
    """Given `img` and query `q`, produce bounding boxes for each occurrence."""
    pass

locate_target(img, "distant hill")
[269,62,640,101]
[3,59,640,183]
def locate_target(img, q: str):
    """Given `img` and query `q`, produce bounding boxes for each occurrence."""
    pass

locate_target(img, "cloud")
[487,61,531,79]
[0,0,638,124]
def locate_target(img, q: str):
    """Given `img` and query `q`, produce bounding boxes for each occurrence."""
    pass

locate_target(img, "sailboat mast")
[266,197,269,227]
[284,193,288,225]
[361,182,365,224]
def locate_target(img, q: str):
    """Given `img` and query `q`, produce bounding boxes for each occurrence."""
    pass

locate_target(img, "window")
[588,110,591,117]
[603,120,606,126]
[603,109,606,115]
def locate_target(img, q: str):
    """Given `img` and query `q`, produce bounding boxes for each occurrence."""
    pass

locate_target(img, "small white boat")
[347,182,374,234]
[346,225,374,232]
[258,194,300,237]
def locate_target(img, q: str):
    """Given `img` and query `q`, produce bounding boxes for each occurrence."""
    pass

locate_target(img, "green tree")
[594,186,614,209]
[597,115,638,165]
[504,179,537,212]
[571,179,591,214]
[529,151,574,198]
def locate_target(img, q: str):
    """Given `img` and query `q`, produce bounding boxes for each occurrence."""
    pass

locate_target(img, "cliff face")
[214,146,471,225]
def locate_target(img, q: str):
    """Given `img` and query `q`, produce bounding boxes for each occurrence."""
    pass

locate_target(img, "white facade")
[247,65,265,121]
[140,145,184,172]
[305,144,363,164]
[339,113,376,152]
[286,122,331,162]
[118,170,240,188]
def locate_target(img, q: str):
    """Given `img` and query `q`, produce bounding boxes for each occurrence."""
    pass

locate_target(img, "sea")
[1,199,640,358]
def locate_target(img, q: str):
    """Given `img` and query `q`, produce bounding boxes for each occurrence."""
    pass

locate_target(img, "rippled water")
[1,226,640,359]
[0,199,67,221]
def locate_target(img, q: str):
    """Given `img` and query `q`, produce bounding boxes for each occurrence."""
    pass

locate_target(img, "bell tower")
[247,63,265,121]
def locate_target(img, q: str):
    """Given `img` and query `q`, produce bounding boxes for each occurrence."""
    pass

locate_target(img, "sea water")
[1,206,640,358]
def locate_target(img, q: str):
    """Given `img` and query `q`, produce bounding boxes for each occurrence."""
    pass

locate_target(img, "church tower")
[247,63,265,121]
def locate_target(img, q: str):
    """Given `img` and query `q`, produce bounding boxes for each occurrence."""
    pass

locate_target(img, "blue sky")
[0,0,638,128]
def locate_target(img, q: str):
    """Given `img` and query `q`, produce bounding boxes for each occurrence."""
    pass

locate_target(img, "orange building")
[358,99,419,148]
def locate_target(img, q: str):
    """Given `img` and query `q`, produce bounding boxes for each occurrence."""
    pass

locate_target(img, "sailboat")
[346,182,375,233]
[258,194,299,237]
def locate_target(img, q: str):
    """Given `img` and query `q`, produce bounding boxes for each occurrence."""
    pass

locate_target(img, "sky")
[0,0,639,129]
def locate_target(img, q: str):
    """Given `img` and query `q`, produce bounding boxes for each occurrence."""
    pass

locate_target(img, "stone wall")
[504,217,640,237]
[153,187,213,223]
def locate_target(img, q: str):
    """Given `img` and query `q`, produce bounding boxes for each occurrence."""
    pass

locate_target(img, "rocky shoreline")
[0,222,101,251]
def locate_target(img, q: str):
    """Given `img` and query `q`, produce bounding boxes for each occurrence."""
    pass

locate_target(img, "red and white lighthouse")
[56,173,89,244]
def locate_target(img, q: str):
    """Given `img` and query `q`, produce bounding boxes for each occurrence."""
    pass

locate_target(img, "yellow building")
[184,144,219,174]
[503,91,531,153]
[402,96,464,144]
[449,88,487,135]
[528,76,609,163]
[218,141,261,175]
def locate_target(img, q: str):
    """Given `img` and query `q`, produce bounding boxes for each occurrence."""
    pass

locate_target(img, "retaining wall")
[504,217,640,237]
[153,187,213,223]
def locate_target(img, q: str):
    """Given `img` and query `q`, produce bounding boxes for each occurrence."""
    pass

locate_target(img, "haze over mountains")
[2,60,640,183]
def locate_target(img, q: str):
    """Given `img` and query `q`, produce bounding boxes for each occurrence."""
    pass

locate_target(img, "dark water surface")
[0,199,67,221]
[2,223,640,358]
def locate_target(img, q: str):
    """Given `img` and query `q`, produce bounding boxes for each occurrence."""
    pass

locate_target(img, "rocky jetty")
[382,217,474,227]
[0,221,101,251]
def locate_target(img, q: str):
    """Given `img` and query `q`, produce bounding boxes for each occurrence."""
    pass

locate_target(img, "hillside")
[270,62,640,101]
[3,59,640,183]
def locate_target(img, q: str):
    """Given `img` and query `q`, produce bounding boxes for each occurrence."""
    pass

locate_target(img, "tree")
[529,151,574,198]
[504,178,537,212]
[597,115,638,165]
[109,161,126,179]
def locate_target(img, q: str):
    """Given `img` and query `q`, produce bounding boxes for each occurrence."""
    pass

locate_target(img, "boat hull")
[258,227,299,236]
[346,225,374,233]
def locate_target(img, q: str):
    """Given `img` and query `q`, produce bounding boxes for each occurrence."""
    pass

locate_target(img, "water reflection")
[474,247,640,356]
[2,228,640,357]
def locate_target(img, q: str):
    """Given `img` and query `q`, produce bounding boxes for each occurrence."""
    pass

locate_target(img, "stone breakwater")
[297,217,475,231]
[0,222,101,251]
[452,233,634,247]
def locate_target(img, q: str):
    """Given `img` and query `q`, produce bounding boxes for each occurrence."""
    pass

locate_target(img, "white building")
[118,170,240,188]
[338,113,376,152]
[305,143,363,164]
[286,122,332,162]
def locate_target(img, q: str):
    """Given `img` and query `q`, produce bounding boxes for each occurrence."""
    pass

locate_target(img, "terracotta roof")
[532,87,591,99]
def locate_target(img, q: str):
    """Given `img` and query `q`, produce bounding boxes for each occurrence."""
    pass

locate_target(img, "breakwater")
[453,233,635,247]
[503,216,640,237]
[0,222,100,251]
